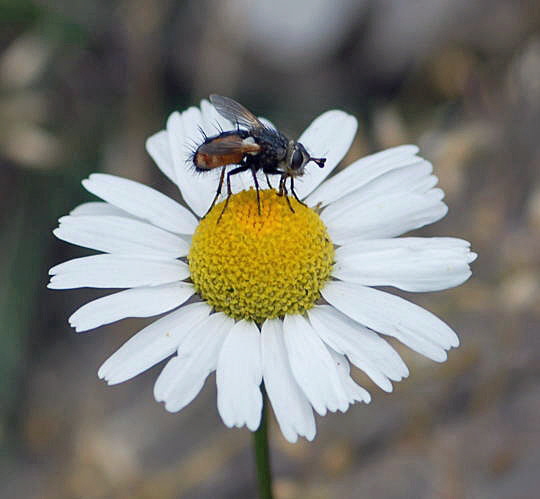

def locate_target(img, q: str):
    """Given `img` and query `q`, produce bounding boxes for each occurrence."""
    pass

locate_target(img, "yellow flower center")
[188,189,334,322]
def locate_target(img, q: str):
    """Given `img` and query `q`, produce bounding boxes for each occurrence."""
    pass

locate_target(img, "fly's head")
[284,141,326,178]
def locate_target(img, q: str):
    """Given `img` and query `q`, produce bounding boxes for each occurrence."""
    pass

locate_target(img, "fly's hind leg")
[217,164,251,223]
[203,166,226,219]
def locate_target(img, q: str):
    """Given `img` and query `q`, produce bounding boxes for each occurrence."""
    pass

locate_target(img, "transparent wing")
[209,95,264,130]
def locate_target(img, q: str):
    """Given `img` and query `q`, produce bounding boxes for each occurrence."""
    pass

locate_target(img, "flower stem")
[253,389,273,499]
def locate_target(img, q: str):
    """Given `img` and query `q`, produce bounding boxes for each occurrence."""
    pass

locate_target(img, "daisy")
[49,98,476,444]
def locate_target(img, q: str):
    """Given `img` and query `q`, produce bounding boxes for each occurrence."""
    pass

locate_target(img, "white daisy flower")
[49,98,476,443]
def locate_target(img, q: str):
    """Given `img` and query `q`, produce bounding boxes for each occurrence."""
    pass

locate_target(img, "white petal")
[323,189,448,244]
[344,160,436,203]
[327,348,371,406]
[69,282,195,332]
[217,320,263,431]
[294,110,358,200]
[322,158,435,216]
[82,173,198,234]
[306,145,421,207]
[167,108,218,217]
[154,313,234,412]
[70,202,133,218]
[261,319,316,443]
[322,281,459,362]
[282,314,349,415]
[319,151,448,243]
[334,237,477,292]
[98,302,211,384]
[308,305,409,392]
[54,215,189,257]
[146,130,177,184]
[48,254,188,289]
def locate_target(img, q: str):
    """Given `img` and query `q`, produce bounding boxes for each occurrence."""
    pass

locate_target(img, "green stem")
[253,390,273,499]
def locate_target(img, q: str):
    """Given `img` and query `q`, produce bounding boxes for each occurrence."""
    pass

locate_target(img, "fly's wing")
[197,135,260,155]
[194,134,261,170]
[209,95,264,130]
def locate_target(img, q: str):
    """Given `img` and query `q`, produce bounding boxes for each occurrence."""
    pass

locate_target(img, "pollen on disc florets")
[188,189,334,322]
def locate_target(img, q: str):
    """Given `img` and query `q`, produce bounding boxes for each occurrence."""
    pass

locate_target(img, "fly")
[193,95,326,221]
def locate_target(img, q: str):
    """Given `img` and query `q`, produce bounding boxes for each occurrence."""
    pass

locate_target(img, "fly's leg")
[203,166,226,219]
[277,175,284,196]
[262,167,292,210]
[264,174,273,190]
[251,167,262,215]
[217,164,251,223]
[278,174,295,213]
[290,176,307,207]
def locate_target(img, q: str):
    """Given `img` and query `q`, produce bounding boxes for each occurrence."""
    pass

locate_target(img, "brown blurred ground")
[1,1,539,498]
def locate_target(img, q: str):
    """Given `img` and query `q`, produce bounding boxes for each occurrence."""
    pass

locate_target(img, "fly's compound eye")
[291,147,304,170]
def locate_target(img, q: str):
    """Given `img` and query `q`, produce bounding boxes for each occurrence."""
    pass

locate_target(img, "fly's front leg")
[261,167,296,211]
[290,176,307,207]
[272,172,286,196]
[278,174,295,213]
[278,176,284,196]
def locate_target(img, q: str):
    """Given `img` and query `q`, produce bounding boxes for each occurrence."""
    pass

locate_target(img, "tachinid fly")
[193,95,326,220]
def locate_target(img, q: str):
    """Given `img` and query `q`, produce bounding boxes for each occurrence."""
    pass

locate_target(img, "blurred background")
[1,0,539,497]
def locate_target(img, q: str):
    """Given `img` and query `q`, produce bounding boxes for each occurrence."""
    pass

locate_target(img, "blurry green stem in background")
[253,388,273,499]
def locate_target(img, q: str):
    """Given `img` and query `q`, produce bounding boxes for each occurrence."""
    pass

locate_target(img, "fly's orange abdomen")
[194,150,246,169]
[194,133,260,170]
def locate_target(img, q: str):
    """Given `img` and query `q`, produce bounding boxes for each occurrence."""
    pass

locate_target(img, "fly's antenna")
[309,157,326,168]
